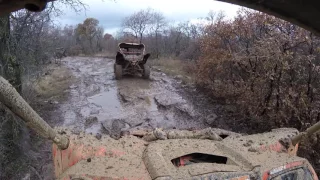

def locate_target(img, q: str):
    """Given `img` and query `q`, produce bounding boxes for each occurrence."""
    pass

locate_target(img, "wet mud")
[59,57,211,139]
[37,57,320,178]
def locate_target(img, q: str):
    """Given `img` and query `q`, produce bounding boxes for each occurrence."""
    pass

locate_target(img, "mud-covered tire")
[143,64,150,79]
[114,64,122,80]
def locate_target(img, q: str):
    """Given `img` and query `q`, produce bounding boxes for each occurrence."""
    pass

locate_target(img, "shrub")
[67,45,83,56]
[197,9,320,130]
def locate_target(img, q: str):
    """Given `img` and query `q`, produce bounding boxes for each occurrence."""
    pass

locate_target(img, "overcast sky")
[57,0,240,35]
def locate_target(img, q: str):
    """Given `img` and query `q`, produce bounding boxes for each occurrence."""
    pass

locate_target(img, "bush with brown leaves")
[197,9,320,130]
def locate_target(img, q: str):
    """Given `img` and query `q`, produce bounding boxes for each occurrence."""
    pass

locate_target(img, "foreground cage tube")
[291,121,320,146]
[0,76,69,150]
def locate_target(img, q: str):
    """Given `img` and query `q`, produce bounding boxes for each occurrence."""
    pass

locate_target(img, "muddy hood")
[143,128,307,179]
[55,128,312,180]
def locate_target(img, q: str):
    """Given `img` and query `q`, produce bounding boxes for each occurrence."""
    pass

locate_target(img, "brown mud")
[41,56,222,179]
[59,57,214,139]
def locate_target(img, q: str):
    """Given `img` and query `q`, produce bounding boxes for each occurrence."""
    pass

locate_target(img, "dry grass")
[148,58,194,83]
[33,65,74,100]
[74,52,115,59]
[94,51,115,58]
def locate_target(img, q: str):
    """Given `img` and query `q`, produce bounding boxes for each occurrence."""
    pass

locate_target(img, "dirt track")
[35,57,320,178]
[58,57,216,139]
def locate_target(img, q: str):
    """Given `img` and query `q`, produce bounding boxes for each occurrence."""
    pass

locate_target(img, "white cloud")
[56,0,240,35]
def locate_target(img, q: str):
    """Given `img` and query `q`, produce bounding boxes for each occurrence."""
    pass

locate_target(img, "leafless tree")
[122,8,154,43]
[149,11,167,58]
[120,9,202,59]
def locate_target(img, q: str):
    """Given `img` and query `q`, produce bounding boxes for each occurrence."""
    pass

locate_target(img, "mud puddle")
[59,57,211,138]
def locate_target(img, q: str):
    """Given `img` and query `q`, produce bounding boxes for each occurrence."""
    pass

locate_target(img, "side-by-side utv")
[115,43,151,79]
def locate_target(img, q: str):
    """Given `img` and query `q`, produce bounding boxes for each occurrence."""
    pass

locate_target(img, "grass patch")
[33,65,74,100]
[148,57,194,83]
[74,52,115,58]
[94,51,115,58]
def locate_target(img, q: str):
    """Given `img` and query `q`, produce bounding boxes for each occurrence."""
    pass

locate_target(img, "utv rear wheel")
[114,64,122,80]
[143,64,150,79]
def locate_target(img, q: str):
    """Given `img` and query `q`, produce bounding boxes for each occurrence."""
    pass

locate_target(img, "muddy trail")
[31,56,320,179]
[58,57,216,139]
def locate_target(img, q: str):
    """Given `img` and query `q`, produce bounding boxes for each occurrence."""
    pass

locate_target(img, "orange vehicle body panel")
[53,139,125,179]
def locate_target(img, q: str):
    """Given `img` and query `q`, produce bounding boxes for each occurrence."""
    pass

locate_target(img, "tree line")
[118,8,204,60]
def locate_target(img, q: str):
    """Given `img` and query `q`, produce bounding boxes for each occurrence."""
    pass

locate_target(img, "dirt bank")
[13,63,76,180]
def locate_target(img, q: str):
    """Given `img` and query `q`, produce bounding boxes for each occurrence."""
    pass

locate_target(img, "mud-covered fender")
[141,53,151,65]
[116,51,125,65]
